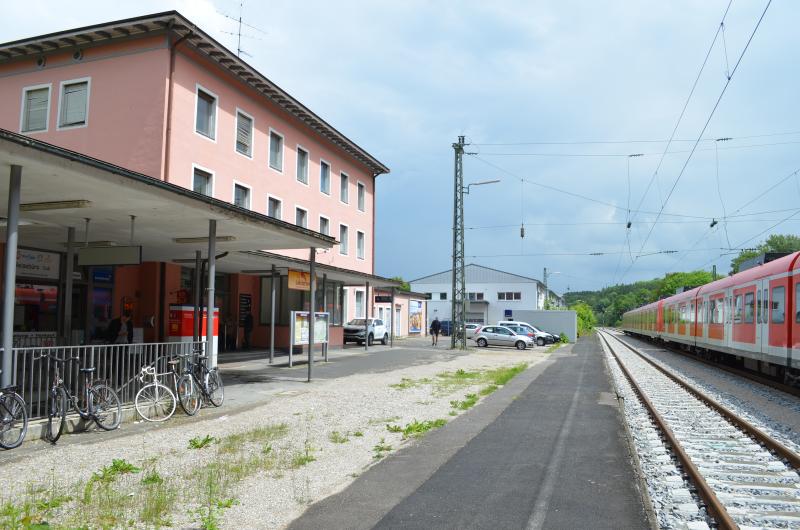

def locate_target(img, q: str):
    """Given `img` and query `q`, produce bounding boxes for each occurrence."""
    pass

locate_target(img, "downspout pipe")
[163,27,193,183]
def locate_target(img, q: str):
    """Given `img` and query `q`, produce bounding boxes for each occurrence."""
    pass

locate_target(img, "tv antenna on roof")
[218,2,268,58]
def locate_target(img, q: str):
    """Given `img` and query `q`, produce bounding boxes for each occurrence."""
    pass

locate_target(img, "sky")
[3,1,799,295]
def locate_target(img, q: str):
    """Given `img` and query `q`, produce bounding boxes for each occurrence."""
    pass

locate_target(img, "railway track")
[599,329,800,529]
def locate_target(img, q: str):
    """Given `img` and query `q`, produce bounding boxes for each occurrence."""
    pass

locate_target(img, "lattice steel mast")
[451,136,467,349]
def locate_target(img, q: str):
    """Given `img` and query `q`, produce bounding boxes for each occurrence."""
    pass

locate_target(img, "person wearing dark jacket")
[106,310,133,344]
[243,311,253,349]
[430,317,441,346]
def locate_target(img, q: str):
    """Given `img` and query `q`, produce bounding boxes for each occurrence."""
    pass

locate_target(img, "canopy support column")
[308,248,316,383]
[1,165,21,387]
[64,226,75,345]
[364,281,370,352]
[269,264,277,364]
[206,220,216,368]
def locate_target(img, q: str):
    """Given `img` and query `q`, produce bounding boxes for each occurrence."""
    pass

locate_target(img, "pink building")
[0,11,411,352]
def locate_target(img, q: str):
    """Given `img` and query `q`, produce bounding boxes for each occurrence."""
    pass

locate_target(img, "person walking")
[430,317,441,346]
[243,311,254,349]
[106,310,133,344]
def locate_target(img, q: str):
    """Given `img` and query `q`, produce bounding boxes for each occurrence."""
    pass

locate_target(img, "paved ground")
[290,334,650,530]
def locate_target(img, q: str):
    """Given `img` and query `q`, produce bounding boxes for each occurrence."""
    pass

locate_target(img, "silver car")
[473,325,534,350]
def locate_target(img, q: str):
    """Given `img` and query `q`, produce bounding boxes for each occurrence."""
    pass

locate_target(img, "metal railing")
[6,341,206,419]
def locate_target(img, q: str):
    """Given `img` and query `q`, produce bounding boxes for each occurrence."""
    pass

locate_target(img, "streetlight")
[464,179,501,194]
[543,268,560,308]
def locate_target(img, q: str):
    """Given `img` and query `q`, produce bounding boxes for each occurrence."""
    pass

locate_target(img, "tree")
[730,234,800,274]
[656,271,713,299]
[391,276,411,292]
[570,301,596,337]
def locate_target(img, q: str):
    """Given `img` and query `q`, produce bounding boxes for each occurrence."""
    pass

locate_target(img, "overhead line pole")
[451,136,467,349]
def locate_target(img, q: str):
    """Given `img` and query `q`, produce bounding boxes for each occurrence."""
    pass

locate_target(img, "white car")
[465,323,482,339]
[497,321,552,346]
[343,318,388,346]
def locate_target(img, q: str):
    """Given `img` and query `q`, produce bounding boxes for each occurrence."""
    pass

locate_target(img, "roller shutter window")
[744,292,754,324]
[22,87,49,132]
[771,286,785,324]
[236,112,253,157]
[59,81,88,127]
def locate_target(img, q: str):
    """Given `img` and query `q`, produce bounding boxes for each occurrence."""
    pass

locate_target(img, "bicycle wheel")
[0,392,28,449]
[205,369,224,407]
[135,383,176,422]
[177,374,201,416]
[45,386,67,444]
[90,384,121,431]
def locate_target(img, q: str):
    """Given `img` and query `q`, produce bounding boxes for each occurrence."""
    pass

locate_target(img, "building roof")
[410,264,546,287]
[0,11,390,176]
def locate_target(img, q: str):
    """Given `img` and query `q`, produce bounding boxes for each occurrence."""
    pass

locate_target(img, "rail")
[5,341,206,419]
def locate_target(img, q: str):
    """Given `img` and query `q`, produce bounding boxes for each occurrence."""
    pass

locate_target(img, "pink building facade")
[0,12,396,351]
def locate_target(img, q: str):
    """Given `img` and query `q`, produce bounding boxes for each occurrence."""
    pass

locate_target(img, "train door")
[766,276,789,366]
[755,279,768,356]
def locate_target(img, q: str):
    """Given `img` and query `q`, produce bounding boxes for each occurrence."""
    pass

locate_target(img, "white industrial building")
[409,264,564,326]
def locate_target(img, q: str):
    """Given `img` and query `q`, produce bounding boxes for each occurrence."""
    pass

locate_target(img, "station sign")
[16,248,60,280]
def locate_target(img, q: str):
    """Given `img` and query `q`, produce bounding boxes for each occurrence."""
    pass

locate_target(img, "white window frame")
[268,128,284,173]
[319,158,331,195]
[319,215,330,236]
[193,84,218,142]
[267,194,283,220]
[232,180,252,209]
[234,107,254,159]
[339,223,349,255]
[356,230,365,260]
[56,77,91,130]
[294,205,309,228]
[19,83,52,134]
[191,163,215,197]
[295,144,310,186]
[357,181,366,212]
[340,171,350,204]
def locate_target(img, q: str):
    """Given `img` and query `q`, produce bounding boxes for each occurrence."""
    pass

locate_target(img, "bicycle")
[39,354,122,444]
[186,350,224,407]
[0,385,28,450]
[135,356,200,422]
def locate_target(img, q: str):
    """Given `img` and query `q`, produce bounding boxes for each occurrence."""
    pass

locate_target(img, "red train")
[621,252,800,379]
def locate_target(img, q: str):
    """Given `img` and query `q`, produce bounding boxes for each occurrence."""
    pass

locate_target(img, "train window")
[712,298,724,324]
[796,283,800,323]
[734,295,743,323]
[756,290,761,323]
[763,289,768,323]
[772,286,785,324]
[744,293,754,324]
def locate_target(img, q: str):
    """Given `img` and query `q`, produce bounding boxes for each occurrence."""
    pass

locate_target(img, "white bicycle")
[135,365,177,422]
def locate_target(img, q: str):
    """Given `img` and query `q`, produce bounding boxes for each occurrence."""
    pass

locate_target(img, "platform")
[290,335,651,530]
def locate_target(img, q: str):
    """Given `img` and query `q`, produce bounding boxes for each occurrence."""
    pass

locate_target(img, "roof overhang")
[0,130,334,260]
[0,11,389,176]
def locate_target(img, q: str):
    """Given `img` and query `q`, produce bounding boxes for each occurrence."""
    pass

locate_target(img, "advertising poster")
[314,312,330,343]
[292,311,310,345]
[409,300,423,333]
[288,269,311,290]
[16,248,60,280]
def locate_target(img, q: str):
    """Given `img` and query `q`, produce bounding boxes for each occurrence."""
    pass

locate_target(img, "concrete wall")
[505,310,578,342]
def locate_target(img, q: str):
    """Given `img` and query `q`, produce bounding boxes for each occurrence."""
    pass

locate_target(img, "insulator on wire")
[520,225,525,238]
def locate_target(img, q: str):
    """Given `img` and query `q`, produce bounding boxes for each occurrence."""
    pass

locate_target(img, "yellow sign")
[288,269,311,290]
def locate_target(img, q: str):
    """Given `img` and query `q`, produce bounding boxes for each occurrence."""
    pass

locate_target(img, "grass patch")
[373,438,392,459]
[368,415,401,426]
[390,377,432,390]
[485,363,527,386]
[545,343,563,353]
[189,434,217,449]
[450,393,479,410]
[291,441,317,468]
[352,430,364,437]
[385,419,447,439]
[479,384,499,396]
[139,476,176,527]
[217,423,289,454]
[328,430,349,444]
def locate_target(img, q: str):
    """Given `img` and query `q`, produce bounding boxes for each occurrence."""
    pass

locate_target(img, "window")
[744,292,754,324]
[320,161,330,194]
[59,80,88,128]
[756,290,761,323]
[21,85,50,132]
[233,184,250,209]
[355,290,364,317]
[193,167,212,196]
[498,292,521,301]
[295,207,308,228]
[763,289,768,324]
[712,298,724,324]
[235,110,253,157]
[319,216,330,236]
[734,295,742,323]
[468,292,484,301]
[440,292,447,300]
[296,147,309,184]
[772,286,785,324]
[269,130,283,171]
[357,182,366,211]
[268,196,282,219]
[356,231,365,259]
[195,87,216,139]
[796,284,800,323]
[340,173,349,203]
[339,224,349,255]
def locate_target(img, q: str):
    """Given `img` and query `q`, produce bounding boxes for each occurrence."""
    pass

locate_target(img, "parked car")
[465,323,482,339]
[438,320,452,336]
[497,321,552,346]
[473,325,534,350]
[343,318,388,346]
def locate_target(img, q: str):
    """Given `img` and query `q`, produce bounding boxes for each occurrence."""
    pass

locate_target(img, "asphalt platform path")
[290,335,650,530]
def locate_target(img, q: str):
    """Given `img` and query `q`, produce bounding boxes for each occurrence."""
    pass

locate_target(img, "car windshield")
[348,319,367,326]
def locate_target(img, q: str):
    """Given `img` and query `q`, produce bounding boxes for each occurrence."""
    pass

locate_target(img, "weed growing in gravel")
[142,469,164,486]
[385,419,447,439]
[328,430,349,443]
[189,434,217,449]
[485,363,527,386]
[390,377,432,389]
[480,384,499,396]
[0,481,71,528]
[545,343,563,353]
[373,438,392,459]
[217,423,290,454]
[139,475,176,527]
[450,393,479,410]
[368,415,401,425]
[353,430,364,437]
[291,441,317,468]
